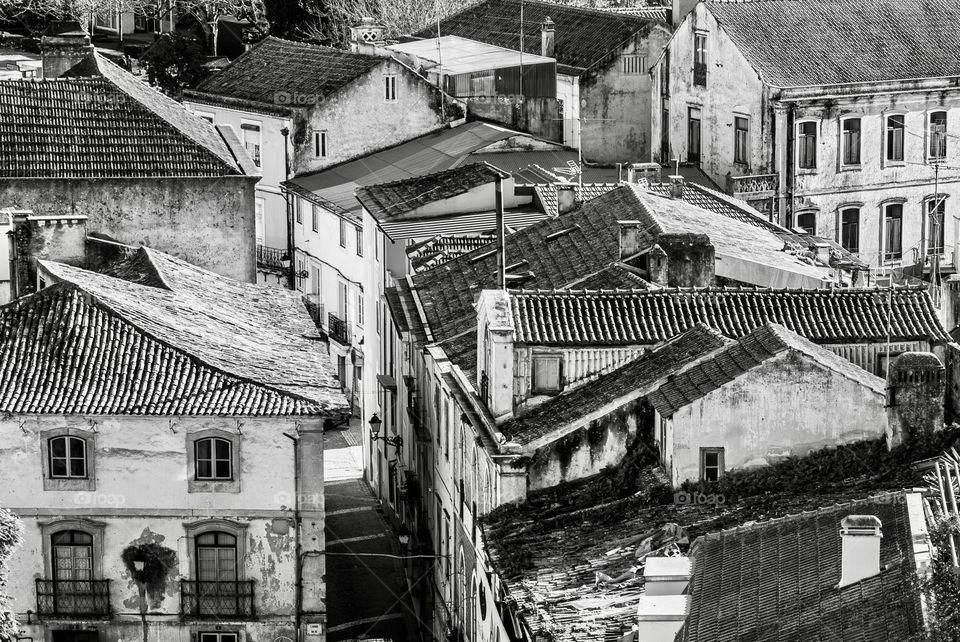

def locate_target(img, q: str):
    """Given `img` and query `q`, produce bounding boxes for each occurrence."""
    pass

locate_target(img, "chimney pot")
[838,515,882,588]
[541,17,555,58]
[668,175,684,199]
[350,18,386,54]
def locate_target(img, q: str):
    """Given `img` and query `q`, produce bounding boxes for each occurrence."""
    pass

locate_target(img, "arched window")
[195,531,238,582]
[194,437,233,480]
[48,436,87,479]
[930,111,948,161]
[840,208,860,253]
[52,530,93,582]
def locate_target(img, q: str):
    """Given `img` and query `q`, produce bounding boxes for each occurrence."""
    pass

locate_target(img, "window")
[384,75,397,102]
[357,293,364,326]
[687,107,701,163]
[886,114,904,162]
[795,211,816,235]
[314,130,327,158]
[194,438,232,480]
[930,111,947,161]
[840,207,860,253]
[311,204,319,233]
[51,530,93,582]
[621,54,646,75]
[196,531,238,581]
[297,260,304,290]
[700,448,724,482]
[339,218,347,248]
[195,111,214,124]
[532,355,562,393]
[734,116,749,165]
[310,265,320,296]
[240,122,261,167]
[200,634,238,642]
[295,198,302,224]
[797,121,817,169]
[255,199,264,246]
[884,203,903,260]
[693,33,707,87]
[841,118,861,165]
[928,197,946,254]
[49,436,86,478]
[356,226,363,256]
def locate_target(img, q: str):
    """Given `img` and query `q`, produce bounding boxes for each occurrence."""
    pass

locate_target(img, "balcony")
[328,312,350,345]
[36,579,111,619]
[726,173,778,197]
[257,245,287,273]
[180,580,255,620]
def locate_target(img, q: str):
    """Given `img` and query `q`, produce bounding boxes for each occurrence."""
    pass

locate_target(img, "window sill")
[884,160,906,168]
[188,479,241,494]
[796,168,818,175]
[838,164,862,172]
[43,477,95,492]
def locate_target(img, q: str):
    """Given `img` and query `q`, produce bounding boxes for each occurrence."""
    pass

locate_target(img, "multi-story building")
[0,248,348,642]
[182,29,462,285]
[0,31,260,284]
[414,0,672,161]
[651,0,960,275]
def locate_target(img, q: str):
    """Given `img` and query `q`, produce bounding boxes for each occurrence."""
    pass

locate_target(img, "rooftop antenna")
[519,0,524,105]
[496,176,507,290]
[436,0,445,116]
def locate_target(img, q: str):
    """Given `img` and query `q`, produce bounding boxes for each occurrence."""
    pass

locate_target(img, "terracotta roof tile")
[706,0,960,87]
[509,287,950,346]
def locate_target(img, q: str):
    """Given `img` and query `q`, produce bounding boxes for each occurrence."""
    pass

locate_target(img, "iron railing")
[180,580,255,620]
[328,312,350,344]
[36,579,111,618]
[256,244,286,271]
[726,172,778,196]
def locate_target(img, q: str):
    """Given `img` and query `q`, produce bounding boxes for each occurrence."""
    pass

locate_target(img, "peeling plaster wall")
[665,350,887,485]
[0,176,258,283]
[527,402,641,491]
[0,415,301,642]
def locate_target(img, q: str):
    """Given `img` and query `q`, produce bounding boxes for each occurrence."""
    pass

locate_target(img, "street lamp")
[398,524,410,548]
[369,414,402,448]
[133,559,145,572]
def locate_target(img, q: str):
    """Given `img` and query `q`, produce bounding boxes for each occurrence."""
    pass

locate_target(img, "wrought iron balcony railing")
[726,172,778,196]
[180,580,255,620]
[328,312,350,345]
[36,579,111,619]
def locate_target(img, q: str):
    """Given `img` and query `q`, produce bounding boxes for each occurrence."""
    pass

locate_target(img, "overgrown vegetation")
[140,33,208,95]
[910,517,960,641]
[0,509,23,642]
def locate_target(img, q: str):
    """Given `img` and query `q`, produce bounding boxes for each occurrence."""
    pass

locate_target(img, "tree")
[0,508,23,642]
[140,31,207,95]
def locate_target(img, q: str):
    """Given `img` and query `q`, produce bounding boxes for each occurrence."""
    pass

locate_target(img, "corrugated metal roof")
[388,36,555,75]
[380,208,547,240]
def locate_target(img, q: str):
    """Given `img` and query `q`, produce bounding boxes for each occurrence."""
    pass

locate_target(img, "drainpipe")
[785,103,796,229]
[283,432,302,641]
[282,126,295,291]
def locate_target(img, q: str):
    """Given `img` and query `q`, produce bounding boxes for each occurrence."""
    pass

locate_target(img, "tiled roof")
[509,287,950,346]
[34,248,348,414]
[0,284,324,416]
[407,234,497,272]
[679,494,924,641]
[648,323,885,417]
[567,263,650,290]
[533,181,619,215]
[0,55,242,178]
[189,36,381,113]
[706,0,960,87]
[413,0,661,73]
[356,162,508,222]
[501,324,730,446]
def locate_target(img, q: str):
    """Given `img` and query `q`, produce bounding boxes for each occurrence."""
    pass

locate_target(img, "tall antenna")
[436,0,445,116]
[519,0,524,104]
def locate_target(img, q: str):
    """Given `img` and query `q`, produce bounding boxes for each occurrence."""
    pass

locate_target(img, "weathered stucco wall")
[666,350,887,485]
[0,176,258,282]
[580,25,671,164]
[291,60,449,176]
[0,415,303,642]
[527,402,641,491]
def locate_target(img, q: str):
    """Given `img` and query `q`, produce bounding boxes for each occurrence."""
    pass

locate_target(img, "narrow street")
[324,420,418,642]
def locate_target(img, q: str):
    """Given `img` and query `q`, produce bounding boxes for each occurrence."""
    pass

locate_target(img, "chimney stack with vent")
[886,352,945,447]
[41,24,96,78]
[349,17,386,55]
[541,17,555,58]
[626,162,662,185]
[556,184,576,215]
[838,515,882,588]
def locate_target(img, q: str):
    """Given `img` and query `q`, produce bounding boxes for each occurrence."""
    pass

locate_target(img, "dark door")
[52,631,99,642]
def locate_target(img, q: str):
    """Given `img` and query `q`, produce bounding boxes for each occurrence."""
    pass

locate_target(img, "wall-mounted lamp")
[133,559,145,572]
[369,414,402,449]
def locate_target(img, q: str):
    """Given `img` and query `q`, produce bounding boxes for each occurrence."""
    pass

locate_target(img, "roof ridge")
[42,263,333,412]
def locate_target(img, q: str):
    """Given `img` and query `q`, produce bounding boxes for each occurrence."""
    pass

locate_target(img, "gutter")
[283,432,302,640]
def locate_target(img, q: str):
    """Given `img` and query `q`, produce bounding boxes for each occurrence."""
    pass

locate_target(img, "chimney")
[541,17,555,58]
[643,556,692,596]
[838,515,882,588]
[475,289,516,418]
[619,220,643,259]
[668,175,684,199]
[41,25,96,78]
[349,17,386,55]
[556,184,576,215]
[886,352,945,448]
[636,595,688,642]
[625,162,662,185]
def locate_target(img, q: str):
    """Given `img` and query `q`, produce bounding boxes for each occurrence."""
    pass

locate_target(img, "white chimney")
[838,515,882,588]
[349,17,386,55]
[618,220,643,259]
[475,289,516,418]
[556,184,576,215]
[625,162,661,185]
[643,556,692,596]
[636,595,688,642]
[668,175,684,199]
[541,17,555,58]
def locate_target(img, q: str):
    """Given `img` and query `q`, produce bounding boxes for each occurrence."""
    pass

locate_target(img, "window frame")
[885,113,906,165]
[39,519,106,580]
[183,519,249,581]
[295,198,302,225]
[700,447,725,482]
[311,203,319,233]
[41,428,96,491]
[795,209,817,236]
[687,106,701,163]
[839,206,861,254]
[48,435,88,480]
[531,353,563,395]
[356,225,363,256]
[313,130,328,159]
[840,116,862,167]
[384,74,398,102]
[733,115,749,165]
[240,120,262,167]
[186,430,241,493]
[194,437,234,482]
[693,32,707,87]
[928,110,948,163]
[339,218,348,248]
[621,54,646,75]
[925,194,948,255]
[883,201,905,262]
[797,120,818,171]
